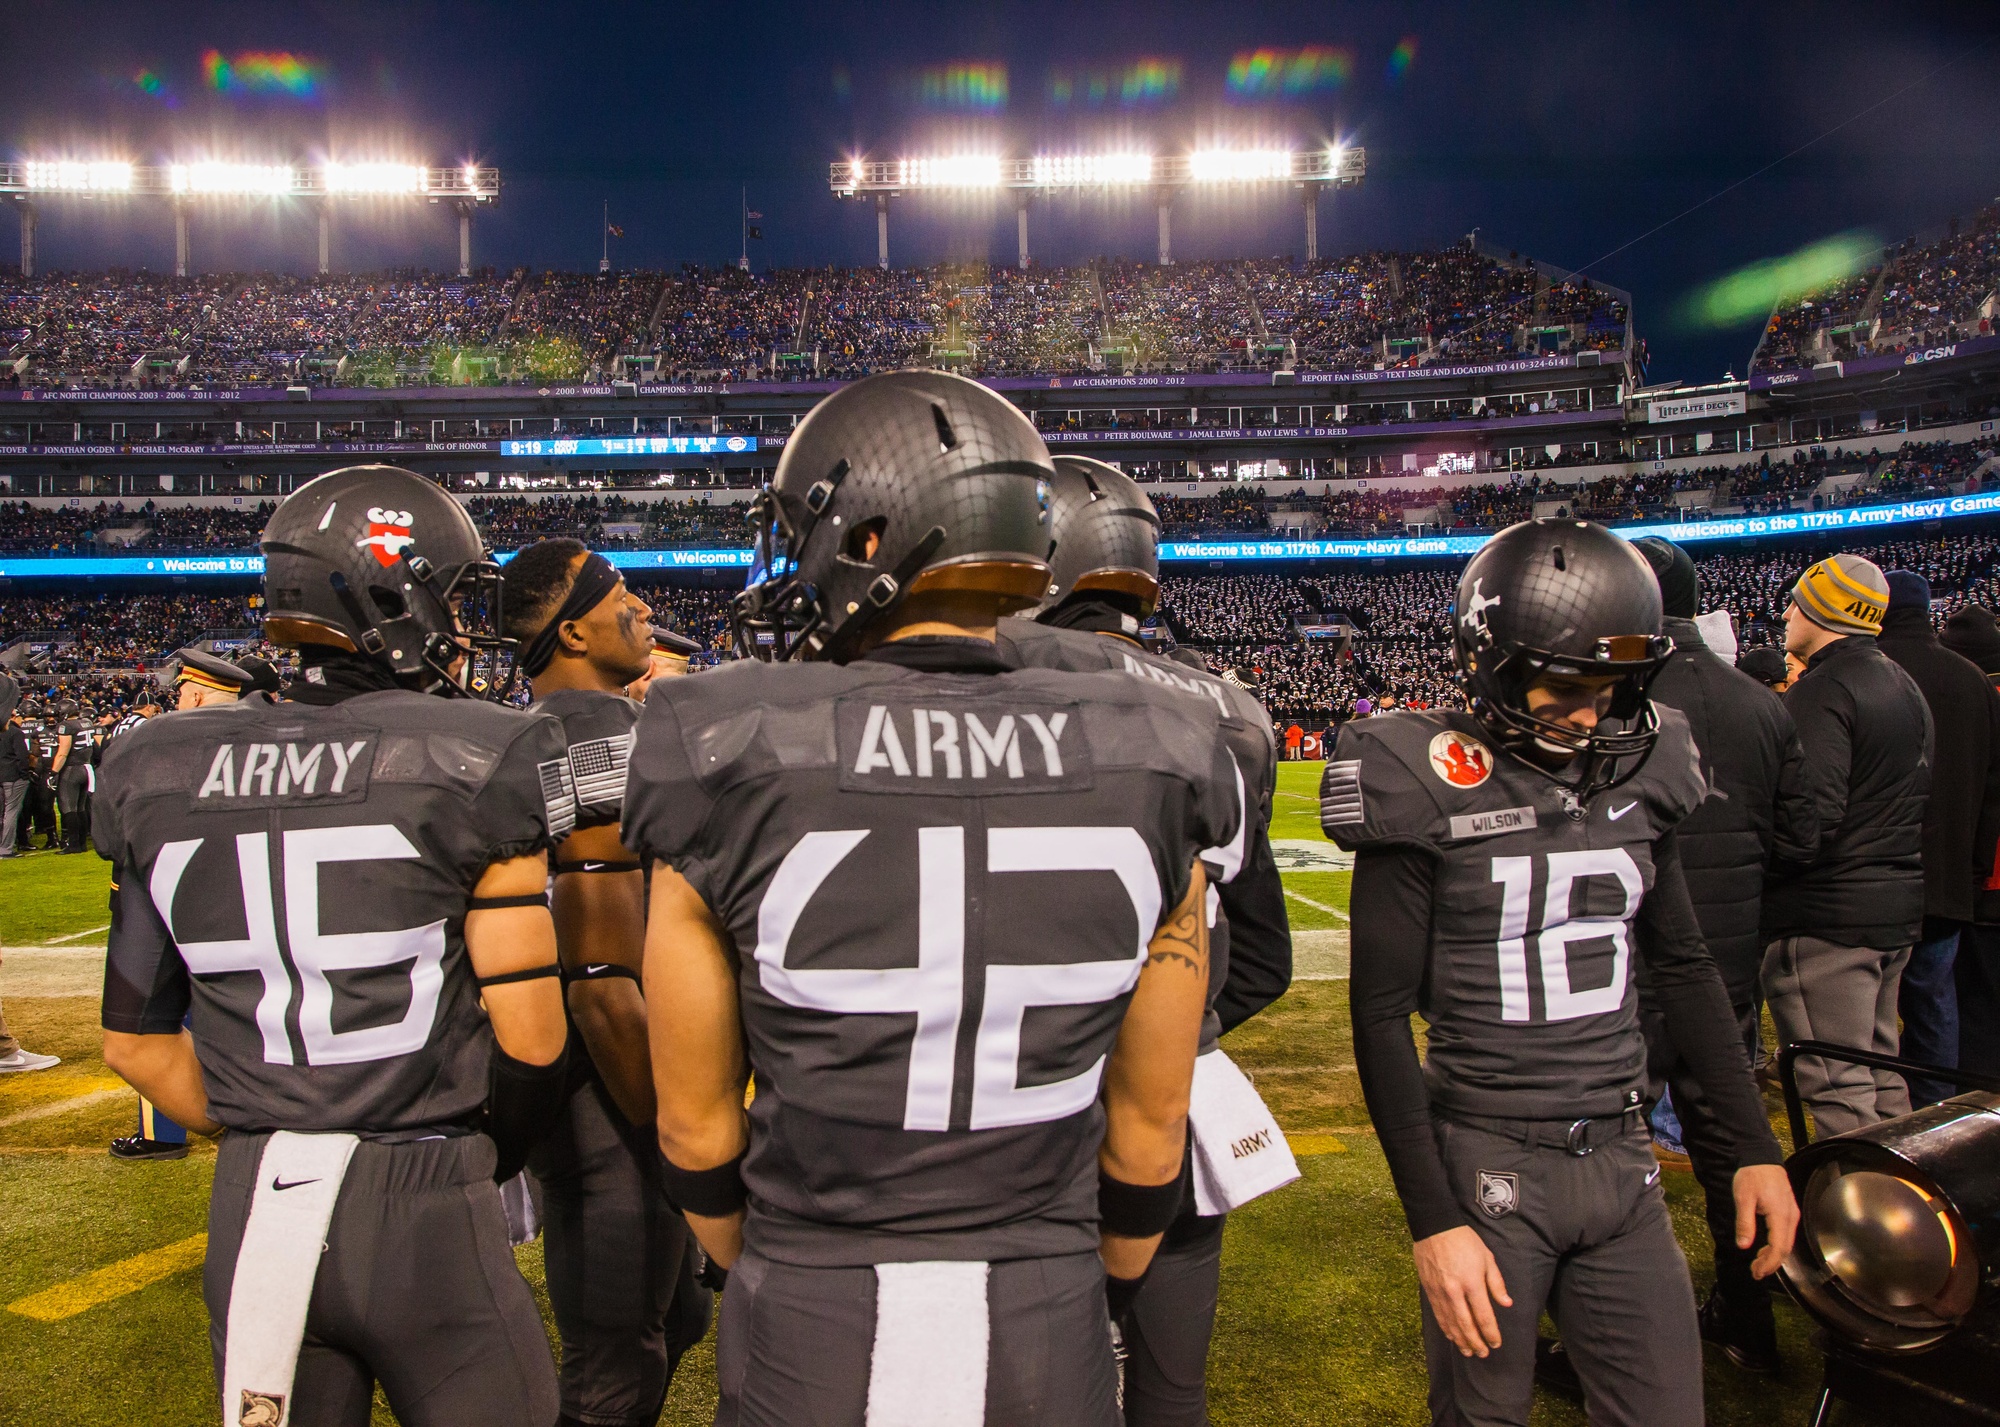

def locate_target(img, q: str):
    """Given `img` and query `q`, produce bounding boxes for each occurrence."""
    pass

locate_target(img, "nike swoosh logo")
[1609,802,1637,820]
[582,862,606,872]
[1645,1166,1662,1186]
[271,1176,320,1192]
[584,964,612,975]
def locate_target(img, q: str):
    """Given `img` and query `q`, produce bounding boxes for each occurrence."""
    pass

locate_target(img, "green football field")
[0,765,1827,1424]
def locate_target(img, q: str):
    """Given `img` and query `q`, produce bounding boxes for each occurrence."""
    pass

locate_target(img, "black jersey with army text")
[93,691,575,1134]
[1322,706,1707,1120]
[622,652,1241,1267]
[997,617,1289,1042]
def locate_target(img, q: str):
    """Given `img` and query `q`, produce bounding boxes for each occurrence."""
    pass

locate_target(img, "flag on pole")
[607,224,624,238]
[748,226,764,240]
[747,210,763,220]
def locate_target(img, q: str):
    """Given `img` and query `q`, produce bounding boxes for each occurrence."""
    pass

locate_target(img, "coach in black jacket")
[1633,538,1818,1368]
[1764,554,1933,1139]
[1877,573,2000,1105]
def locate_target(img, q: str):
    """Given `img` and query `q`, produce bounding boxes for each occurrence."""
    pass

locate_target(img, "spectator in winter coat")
[1876,573,2000,1105]
[1633,538,1819,1371]
[1938,604,2000,1083]
[1764,555,1934,1137]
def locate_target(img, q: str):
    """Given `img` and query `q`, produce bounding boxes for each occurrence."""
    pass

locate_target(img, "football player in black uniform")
[95,465,572,1427]
[997,456,1293,1427]
[503,539,713,1427]
[624,371,1241,1427]
[1324,519,1798,1427]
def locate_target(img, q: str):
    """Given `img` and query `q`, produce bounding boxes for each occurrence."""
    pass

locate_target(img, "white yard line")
[1285,888,1349,921]
[0,1088,130,1129]
[44,925,111,945]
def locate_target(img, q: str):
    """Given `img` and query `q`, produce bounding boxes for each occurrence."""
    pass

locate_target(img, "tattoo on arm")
[1147,897,1207,977]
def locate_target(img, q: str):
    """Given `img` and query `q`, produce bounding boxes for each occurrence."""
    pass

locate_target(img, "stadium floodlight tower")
[828,143,1364,269]
[0,158,500,278]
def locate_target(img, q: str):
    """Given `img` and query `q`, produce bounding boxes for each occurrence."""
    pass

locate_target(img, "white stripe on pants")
[1762,935,1913,1138]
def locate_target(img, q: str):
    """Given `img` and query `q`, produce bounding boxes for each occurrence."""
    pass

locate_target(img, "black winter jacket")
[1648,617,1819,1000]
[0,723,30,783]
[1765,634,1933,949]
[1877,605,2000,925]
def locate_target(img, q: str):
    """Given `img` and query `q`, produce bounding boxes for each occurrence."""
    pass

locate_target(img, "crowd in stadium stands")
[0,241,1637,390]
[463,496,755,549]
[1752,204,2000,375]
[10,530,2000,725]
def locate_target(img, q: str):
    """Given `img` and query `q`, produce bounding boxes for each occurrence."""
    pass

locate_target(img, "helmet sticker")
[1429,730,1493,789]
[359,507,415,568]
[1459,578,1502,635]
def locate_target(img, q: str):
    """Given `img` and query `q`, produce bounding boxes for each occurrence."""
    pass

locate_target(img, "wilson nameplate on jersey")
[190,738,373,808]
[1448,806,1538,841]
[835,696,1094,794]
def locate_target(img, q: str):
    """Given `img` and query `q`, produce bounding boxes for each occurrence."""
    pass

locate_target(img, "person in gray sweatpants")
[1762,555,1933,1138]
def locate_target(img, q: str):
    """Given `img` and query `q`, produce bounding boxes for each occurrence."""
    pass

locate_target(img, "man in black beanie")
[1620,536,1817,1373]
[1877,572,2000,1106]
[1942,605,2000,688]
[1736,648,1791,691]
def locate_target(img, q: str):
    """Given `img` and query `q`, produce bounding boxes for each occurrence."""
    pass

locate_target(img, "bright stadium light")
[1029,152,1154,187]
[898,155,1002,188]
[323,162,425,195]
[169,161,299,196]
[23,159,133,193]
[1190,149,1295,183]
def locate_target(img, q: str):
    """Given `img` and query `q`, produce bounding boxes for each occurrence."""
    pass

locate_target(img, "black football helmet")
[1453,519,1672,795]
[260,465,513,697]
[734,370,1055,661]
[1035,456,1161,617]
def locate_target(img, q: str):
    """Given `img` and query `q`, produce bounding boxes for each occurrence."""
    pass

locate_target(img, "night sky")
[3,1,1996,384]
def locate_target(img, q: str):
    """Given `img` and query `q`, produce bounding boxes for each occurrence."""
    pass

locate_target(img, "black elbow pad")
[486,1038,571,1183]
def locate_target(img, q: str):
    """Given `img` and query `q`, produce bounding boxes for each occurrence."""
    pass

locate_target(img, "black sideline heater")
[1776,1041,2000,1425]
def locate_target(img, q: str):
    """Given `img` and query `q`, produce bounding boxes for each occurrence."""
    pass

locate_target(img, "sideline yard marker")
[7,1233,208,1322]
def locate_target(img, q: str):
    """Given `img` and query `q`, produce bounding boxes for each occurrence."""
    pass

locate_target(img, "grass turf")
[0,847,117,947]
[0,764,1827,1423]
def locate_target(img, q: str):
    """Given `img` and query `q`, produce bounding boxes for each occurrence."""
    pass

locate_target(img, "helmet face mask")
[1453,519,1673,799]
[732,371,1055,662]
[261,465,518,699]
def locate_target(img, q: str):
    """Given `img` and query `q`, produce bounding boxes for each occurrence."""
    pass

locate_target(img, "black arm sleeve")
[486,1038,572,1184]
[1637,832,1784,1167]
[1349,844,1465,1240]
[1214,829,1292,1033]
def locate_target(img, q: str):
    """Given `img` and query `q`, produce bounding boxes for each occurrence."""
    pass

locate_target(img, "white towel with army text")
[866,1260,989,1426]
[221,1131,360,1427]
[1188,1049,1300,1215]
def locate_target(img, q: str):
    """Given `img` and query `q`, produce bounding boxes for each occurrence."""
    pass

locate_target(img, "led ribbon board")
[498,436,759,457]
[2,491,1992,579]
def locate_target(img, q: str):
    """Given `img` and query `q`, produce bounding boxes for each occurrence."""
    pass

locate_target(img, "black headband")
[519,552,623,679]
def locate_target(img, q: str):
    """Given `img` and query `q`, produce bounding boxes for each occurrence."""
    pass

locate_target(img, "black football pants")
[57,768,89,851]
[1422,1117,1703,1427]
[530,1077,712,1427]
[1120,1208,1225,1426]
[1643,999,1765,1309]
[205,1130,559,1427]
[712,1247,1120,1427]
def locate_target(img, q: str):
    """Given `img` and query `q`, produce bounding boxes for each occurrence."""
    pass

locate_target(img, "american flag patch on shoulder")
[537,757,578,841]
[1320,759,1365,827]
[568,732,635,813]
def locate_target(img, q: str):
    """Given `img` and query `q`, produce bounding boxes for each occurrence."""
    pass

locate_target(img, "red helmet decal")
[1428,730,1493,788]
[359,505,415,568]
